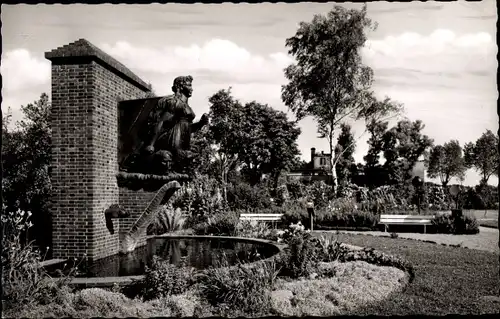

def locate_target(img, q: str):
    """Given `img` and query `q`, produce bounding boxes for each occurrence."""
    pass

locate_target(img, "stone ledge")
[116,171,191,192]
[45,38,151,92]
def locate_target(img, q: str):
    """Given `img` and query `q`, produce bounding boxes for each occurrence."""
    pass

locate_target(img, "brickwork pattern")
[118,188,157,248]
[47,39,150,261]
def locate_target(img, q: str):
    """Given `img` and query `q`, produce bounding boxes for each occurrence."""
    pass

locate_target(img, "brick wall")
[118,188,157,248]
[46,39,151,261]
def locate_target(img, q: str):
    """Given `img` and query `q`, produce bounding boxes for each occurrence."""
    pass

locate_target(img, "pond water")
[44,237,279,278]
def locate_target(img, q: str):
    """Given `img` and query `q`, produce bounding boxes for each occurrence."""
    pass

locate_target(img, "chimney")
[310,148,316,163]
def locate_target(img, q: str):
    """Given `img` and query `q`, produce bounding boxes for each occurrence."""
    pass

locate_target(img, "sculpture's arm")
[192,113,209,132]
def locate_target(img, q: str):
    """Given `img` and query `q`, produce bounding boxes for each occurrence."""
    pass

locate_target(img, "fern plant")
[148,206,186,235]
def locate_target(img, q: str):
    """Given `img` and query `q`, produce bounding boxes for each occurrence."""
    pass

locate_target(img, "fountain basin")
[43,235,283,288]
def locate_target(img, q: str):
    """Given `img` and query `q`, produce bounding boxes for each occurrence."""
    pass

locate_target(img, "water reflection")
[56,238,278,277]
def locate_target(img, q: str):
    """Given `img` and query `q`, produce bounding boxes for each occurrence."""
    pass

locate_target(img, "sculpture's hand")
[200,113,209,126]
[145,145,155,154]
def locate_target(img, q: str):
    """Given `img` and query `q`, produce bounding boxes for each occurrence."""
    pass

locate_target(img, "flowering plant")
[277,221,308,243]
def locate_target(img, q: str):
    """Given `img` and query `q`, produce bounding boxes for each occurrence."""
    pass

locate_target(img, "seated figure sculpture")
[120,76,208,176]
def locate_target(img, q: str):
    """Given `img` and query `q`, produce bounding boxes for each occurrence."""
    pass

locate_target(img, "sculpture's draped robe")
[149,94,196,157]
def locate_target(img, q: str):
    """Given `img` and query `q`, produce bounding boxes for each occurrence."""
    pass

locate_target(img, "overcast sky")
[1,2,498,186]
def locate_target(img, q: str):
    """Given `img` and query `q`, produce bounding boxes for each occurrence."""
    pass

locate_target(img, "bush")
[337,247,415,282]
[198,258,279,315]
[277,223,321,279]
[226,181,273,211]
[280,201,309,227]
[317,209,379,230]
[286,179,306,200]
[431,212,480,234]
[303,181,335,209]
[314,235,350,263]
[236,220,280,241]
[172,174,226,217]
[138,256,195,301]
[192,211,240,236]
[1,207,78,311]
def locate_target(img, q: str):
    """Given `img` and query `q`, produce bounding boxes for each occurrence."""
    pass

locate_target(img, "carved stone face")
[182,81,193,98]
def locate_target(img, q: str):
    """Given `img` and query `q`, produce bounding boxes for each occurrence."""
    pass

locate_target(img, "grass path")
[314,232,500,315]
[328,226,499,253]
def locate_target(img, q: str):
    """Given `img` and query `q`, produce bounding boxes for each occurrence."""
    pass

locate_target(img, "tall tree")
[464,129,499,185]
[281,5,401,192]
[335,123,356,185]
[363,119,389,187]
[427,140,466,186]
[239,101,301,189]
[207,89,244,200]
[208,89,301,191]
[382,119,434,185]
[2,93,52,250]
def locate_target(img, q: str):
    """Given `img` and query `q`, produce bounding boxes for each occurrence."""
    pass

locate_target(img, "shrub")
[138,256,195,301]
[193,211,240,236]
[286,180,306,200]
[148,207,185,235]
[316,208,379,230]
[1,207,78,311]
[432,214,455,234]
[197,258,279,315]
[172,174,226,217]
[303,181,335,209]
[315,235,349,263]
[337,247,415,282]
[226,181,273,211]
[280,201,310,227]
[431,212,480,234]
[236,220,280,241]
[277,223,321,278]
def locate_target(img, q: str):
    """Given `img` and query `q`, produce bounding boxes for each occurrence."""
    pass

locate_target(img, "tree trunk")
[329,136,338,194]
[120,181,181,254]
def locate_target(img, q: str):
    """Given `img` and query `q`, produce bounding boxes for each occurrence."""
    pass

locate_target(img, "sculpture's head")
[172,75,193,98]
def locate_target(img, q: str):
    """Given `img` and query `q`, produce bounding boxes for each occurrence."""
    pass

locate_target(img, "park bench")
[239,213,283,228]
[379,214,436,234]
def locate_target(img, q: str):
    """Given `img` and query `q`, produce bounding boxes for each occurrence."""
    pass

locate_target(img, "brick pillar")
[45,39,151,261]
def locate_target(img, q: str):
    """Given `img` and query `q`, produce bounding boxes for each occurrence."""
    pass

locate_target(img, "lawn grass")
[314,232,500,315]
[466,209,498,221]
[467,209,498,229]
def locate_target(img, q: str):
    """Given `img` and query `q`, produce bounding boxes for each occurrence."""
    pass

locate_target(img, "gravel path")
[326,226,499,253]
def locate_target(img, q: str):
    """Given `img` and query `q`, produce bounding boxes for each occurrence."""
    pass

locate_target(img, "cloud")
[362,29,497,78]
[100,39,293,85]
[1,49,51,92]
[370,4,443,14]
[461,14,497,20]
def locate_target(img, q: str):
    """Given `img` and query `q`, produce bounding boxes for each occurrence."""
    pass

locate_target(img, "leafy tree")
[464,129,499,185]
[207,89,301,195]
[2,93,52,251]
[363,119,389,188]
[281,5,402,192]
[207,89,244,200]
[239,101,301,190]
[335,123,356,185]
[188,125,214,176]
[427,140,466,187]
[290,159,311,171]
[382,119,433,185]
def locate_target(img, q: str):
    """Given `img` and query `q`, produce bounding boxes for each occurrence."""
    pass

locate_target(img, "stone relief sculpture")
[119,75,208,178]
[116,76,208,252]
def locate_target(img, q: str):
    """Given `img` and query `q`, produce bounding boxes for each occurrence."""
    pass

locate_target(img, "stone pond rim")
[44,235,286,289]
